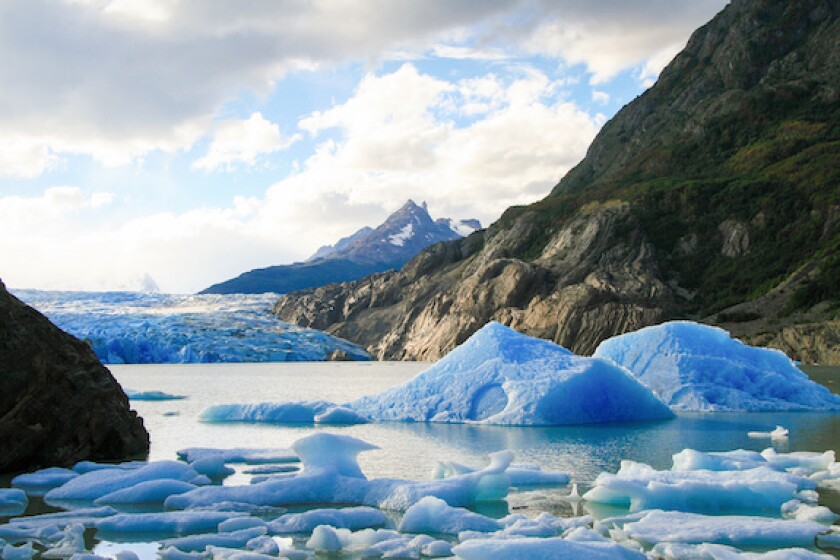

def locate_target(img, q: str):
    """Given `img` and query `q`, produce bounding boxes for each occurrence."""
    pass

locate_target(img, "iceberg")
[451,535,648,559]
[11,468,79,496]
[176,447,298,465]
[349,322,673,425]
[594,321,840,411]
[12,290,371,363]
[0,489,28,516]
[268,507,387,533]
[124,389,186,401]
[165,433,514,511]
[651,542,833,559]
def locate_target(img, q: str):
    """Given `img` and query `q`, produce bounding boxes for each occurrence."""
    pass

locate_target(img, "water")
[6,362,840,558]
[113,362,840,485]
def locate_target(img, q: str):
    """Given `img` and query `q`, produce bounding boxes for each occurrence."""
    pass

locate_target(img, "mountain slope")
[201,200,480,295]
[274,0,840,363]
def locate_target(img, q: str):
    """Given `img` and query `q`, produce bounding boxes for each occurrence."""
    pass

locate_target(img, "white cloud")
[592,90,610,105]
[193,112,301,172]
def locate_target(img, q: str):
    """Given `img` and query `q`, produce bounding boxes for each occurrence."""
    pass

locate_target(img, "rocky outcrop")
[276,202,675,360]
[0,279,149,473]
[748,321,840,365]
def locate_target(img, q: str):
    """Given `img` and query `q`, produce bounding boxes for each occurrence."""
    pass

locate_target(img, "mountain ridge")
[274,0,840,364]
[200,200,480,295]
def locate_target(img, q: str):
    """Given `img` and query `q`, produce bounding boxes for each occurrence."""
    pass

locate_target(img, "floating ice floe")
[433,460,570,487]
[45,461,201,504]
[268,507,387,533]
[452,534,648,559]
[651,542,833,559]
[124,389,186,401]
[176,448,299,465]
[748,425,789,439]
[594,321,840,411]
[2,542,35,560]
[94,480,198,505]
[0,489,27,516]
[11,468,79,497]
[305,525,452,557]
[165,433,514,511]
[583,460,816,513]
[200,400,366,424]
[95,511,246,539]
[398,496,501,534]
[597,509,830,548]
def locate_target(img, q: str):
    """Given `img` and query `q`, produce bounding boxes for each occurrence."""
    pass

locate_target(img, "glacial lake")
[5,362,840,559]
[110,363,840,506]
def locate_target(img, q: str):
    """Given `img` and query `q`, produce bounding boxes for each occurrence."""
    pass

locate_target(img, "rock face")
[276,0,840,363]
[0,279,149,473]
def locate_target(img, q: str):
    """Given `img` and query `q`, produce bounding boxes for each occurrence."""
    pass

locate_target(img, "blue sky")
[0,0,727,293]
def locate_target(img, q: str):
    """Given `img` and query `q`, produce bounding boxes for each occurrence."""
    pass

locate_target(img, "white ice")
[161,526,267,552]
[433,460,570,487]
[176,448,299,465]
[268,507,387,533]
[583,460,815,513]
[651,542,833,559]
[748,425,789,439]
[350,322,673,425]
[93,480,198,505]
[45,461,200,503]
[398,496,501,534]
[599,509,831,548]
[594,321,840,411]
[200,400,342,424]
[165,433,514,511]
[452,535,648,559]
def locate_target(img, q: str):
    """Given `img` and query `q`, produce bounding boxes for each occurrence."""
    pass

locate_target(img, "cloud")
[592,91,610,105]
[0,1,726,178]
[193,112,301,172]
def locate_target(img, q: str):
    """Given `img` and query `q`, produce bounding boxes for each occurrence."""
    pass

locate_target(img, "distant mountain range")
[200,200,480,295]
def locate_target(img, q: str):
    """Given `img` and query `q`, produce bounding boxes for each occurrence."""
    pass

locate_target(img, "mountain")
[200,200,481,295]
[274,0,840,364]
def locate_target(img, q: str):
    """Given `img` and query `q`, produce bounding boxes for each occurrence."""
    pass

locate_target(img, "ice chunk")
[176,447,298,465]
[761,449,835,472]
[2,542,36,560]
[189,455,235,479]
[41,523,85,558]
[166,433,514,511]
[217,518,267,533]
[161,526,267,552]
[583,460,814,513]
[0,489,28,516]
[399,496,501,534]
[200,400,334,423]
[124,389,186,401]
[268,507,387,533]
[72,461,146,474]
[45,461,199,503]
[12,468,79,496]
[672,449,769,472]
[434,460,569,487]
[594,321,840,411]
[452,536,648,559]
[748,425,789,439]
[459,512,592,541]
[95,511,245,538]
[350,322,672,425]
[93,480,197,505]
[781,500,840,524]
[314,406,368,424]
[652,542,833,559]
[603,509,830,548]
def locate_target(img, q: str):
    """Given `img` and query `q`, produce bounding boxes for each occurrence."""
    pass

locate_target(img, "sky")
[0,0,728,294]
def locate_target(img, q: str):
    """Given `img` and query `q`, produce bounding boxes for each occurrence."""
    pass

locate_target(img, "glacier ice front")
[349,322,673,425]
[594,321,840,411]
[12,290,371,363]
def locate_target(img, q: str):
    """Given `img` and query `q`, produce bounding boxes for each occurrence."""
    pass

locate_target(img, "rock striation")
[0,279,149,473]
[275,0,840,363]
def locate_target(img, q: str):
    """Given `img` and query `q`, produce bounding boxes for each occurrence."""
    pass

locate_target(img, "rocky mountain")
[274,0,840,364]
[200,200,480,295]
[0,279,149,473]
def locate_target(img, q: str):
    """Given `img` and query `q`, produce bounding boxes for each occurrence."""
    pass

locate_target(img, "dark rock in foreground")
[0,279,149,473]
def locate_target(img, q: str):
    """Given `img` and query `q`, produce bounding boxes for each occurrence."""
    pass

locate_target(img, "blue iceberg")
[594,321,840,412]
[349,322,673,425]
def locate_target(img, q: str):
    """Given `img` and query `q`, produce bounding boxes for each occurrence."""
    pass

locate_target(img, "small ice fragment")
[124,389,186,401]
[398,496,501,534]
[2,542,35,560]
[566,483,583,502]
[0,489,28,516]
[748,425,789,439]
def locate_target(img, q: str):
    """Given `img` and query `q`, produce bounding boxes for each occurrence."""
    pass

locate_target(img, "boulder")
[0,279,149,473]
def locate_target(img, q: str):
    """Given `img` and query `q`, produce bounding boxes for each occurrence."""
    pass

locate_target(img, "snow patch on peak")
[388,223,414,247]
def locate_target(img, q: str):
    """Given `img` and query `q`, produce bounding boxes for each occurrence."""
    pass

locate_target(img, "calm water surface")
[111,362,840,488]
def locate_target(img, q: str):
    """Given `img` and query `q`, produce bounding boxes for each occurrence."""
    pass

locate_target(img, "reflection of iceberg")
[594,321,840,412]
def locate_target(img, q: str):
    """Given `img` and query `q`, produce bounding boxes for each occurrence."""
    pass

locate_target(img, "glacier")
[12,289,370,363]
[594,321,840,411]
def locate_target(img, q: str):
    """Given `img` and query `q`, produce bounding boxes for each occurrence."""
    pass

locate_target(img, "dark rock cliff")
[0,279,149,473]
[275,0,840,364]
